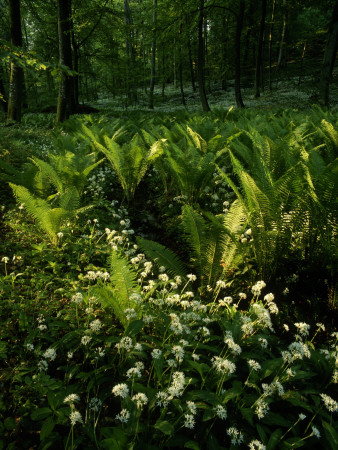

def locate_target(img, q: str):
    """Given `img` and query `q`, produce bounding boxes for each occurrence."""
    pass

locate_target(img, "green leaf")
[240,407,254,427]
[100,427,128,449]
[154,420,174,435]
[322,420,338,449]
[0,342,7,359]
[267,428,282,450]
[125,320,144,337]
[31,407,52,421]
[186,390,219,405]
[283,437,305,448]
[40,416,55,441]
[185,441,200,450]
[4,418,16,431]
[136,237,187,279]
[262,412,292,428]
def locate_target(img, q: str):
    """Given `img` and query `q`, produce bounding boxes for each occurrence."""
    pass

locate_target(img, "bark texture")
[56,0,75,123]
[235,0,245,108]
[197,0,210,112]
[7,0,24,122]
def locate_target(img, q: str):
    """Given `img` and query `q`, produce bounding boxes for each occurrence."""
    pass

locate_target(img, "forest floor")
[92,71,338,114]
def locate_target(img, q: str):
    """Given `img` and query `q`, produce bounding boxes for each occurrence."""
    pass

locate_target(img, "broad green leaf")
[154,420,174,435]
[40,417,55,441]
[31,408,52,421]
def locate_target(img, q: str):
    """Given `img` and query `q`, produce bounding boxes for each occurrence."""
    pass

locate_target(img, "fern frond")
[30,156,64,195]
[181,205,206,275]
[92,251,140,328]
[136,237,187,279]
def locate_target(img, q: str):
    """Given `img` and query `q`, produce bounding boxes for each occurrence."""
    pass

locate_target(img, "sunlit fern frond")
[136,237,187,279]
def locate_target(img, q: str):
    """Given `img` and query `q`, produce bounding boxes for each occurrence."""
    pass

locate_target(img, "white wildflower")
[227,427,244,445]
[126,367,141,379]
[320,394,338,412]
[116,336,133,350]
[151,349,162,359]
[43,348,56,361]
[89,397,102,412]
[69,410,83,425]
[112,383,129,398]
[115,409,130,423]
[184,413,195,429]
[64,394,80,404]
[132,393,148,409]
[81,335,92,346]
[38,360,48,372]
[89,319,102,332]
[248,360,261,371]
[214,404,227,419]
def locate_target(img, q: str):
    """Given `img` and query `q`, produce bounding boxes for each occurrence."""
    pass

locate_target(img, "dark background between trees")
[1,0,338,122]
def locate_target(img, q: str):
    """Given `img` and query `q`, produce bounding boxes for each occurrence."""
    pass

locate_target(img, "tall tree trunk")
[148,0,157,109]
[268,0,276,90]
[7,0,24,122]
[197,0,210,112]
[71,30,79,107]
[124,0,137,105]
[0,66,8,112]
[254,0,267,98]
[277,0,288,70]
[178,20,186,106]
[235,0,245,108]
[56,0,75,123]
[187,38,196,92]
[318,0,338,106]
[221,15,229,91]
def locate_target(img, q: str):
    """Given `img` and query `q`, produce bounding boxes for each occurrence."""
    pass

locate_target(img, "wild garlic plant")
[19,229,337,449]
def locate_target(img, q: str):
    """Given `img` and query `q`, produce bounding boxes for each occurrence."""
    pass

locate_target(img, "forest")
[0,0,338,449]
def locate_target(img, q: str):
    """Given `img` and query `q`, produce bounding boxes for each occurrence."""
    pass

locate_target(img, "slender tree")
[7,0,24,122]
[234,0,245,108]
[318,0,338,106]
[254,0,267,98]
[197,0,210,112]
[56,0,75,123]
[148,0,157,109]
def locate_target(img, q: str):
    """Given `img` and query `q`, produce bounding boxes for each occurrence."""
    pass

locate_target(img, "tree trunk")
[187,38,196,92]
[124,0,137,105]
[254,0,267,98]
[268,0,276,90]
[148,0,157,109]
[235,0,245,108]
[71,30,80,107]
[318,0,338,106]
[0,66,8,112]
[56,0,75,123]
[277,0,288,70]
[178,20,186,106]
[221,15,229,91]
[197,0,210,112]
[7,0,24,122]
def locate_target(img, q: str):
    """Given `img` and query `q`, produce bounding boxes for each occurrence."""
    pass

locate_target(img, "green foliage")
[91,250,141,328]
[136,237,188,279]
[81,123,165,202]
[181,204,246,287]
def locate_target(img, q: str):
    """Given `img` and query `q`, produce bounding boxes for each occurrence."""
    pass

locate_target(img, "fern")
[9,183,82,243]
[91,251,141,328]
[136,237,187,279]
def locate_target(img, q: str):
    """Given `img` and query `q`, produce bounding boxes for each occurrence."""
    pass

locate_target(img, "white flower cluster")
[212,356,236,375]
[251,280,266,296]
[224,331,242,356]
[227,427,244,445]
[85,270,110,281]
